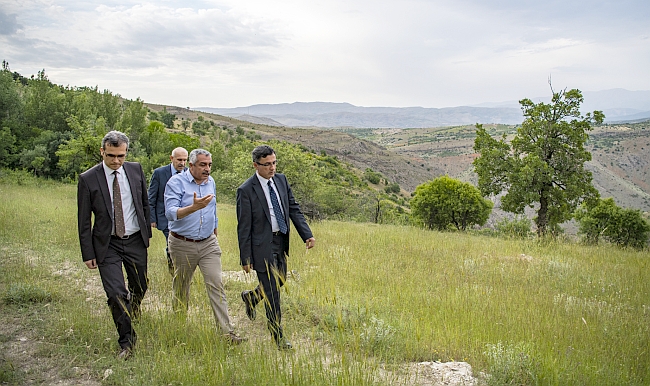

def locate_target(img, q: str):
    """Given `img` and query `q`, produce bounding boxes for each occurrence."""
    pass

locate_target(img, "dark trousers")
[250,233,287,342]
[162,228,174,271]
[98,232,148,350]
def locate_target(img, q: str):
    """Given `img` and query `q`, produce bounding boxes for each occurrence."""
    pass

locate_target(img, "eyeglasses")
[104,153,126,159]
[255,160,277,167]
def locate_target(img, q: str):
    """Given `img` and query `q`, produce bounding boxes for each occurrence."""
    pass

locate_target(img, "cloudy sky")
[1,0,649,108]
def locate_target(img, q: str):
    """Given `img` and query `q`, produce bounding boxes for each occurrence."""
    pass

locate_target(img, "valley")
[150,103,650,214]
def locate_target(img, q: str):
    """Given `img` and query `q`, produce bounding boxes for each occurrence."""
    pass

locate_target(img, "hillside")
[345,123,650,212]
[146,103,442,191]
[3,181,649,385]
[148,102,650,213]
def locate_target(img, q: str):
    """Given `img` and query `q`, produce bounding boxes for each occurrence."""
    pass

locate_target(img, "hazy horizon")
[2,1,649,109]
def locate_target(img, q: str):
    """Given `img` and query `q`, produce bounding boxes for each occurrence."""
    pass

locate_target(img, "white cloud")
[1,0,649,108]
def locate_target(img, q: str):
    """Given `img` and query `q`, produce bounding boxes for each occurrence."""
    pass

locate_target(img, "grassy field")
[0,176,649,385]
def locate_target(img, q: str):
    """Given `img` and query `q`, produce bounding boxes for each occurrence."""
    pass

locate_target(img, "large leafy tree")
[473,88,604,236]
[23,70,70,134]
[411,175,493,231]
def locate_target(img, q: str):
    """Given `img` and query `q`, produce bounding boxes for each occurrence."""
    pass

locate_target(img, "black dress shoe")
[117,347,132,360]
[277,339,293,350]
[241,290,256,321]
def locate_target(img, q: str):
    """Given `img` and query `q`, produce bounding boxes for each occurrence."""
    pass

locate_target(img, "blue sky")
[1,0,649,108]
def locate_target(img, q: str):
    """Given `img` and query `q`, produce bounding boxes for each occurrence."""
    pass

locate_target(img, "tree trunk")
[537,188,549,236]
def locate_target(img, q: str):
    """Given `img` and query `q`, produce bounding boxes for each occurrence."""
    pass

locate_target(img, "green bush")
[384,182,400,194]
[495,216,533,239]
[575,198,650,249]
[411,175,492,231]
[364,168,382,184]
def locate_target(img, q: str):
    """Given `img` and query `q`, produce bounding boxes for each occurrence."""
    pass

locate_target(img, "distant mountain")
[195,89,650,128]
[196,103,523,128]
[471,89,650,123]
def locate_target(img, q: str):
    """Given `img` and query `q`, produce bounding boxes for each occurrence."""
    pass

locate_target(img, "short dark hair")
[251,145,275,163]
[101,131,130,150]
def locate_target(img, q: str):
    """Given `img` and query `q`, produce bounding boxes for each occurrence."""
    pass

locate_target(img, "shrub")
[364,168,382,184]
[411,175,492,231]
[575,198,650,249]
[384,182,400,194]
[495,216,533,239]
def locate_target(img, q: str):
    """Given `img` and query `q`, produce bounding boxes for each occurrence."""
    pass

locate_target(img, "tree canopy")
[473,88,604,236]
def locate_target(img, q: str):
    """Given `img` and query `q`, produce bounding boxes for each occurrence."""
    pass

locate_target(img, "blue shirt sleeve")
[164,174,182,222]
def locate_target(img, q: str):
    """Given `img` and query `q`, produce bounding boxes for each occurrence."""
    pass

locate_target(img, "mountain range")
[196,89,650,129]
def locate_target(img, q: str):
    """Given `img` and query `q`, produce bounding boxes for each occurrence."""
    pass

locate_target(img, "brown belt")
[170,231,209,243]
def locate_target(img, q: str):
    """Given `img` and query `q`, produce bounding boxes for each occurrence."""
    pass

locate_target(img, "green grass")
[1,178,649,385]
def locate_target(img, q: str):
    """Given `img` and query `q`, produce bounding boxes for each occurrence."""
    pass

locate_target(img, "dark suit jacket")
[148,164,173,231]
[236,173,313,272]
[77,162,152,263]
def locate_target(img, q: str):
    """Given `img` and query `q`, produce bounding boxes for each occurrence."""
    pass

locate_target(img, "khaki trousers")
[169,234,233,333]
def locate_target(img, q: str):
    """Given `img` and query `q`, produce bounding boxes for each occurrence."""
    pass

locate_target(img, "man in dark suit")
[148,147,188,275]
[77,130,151,360]
[237,145,315,349]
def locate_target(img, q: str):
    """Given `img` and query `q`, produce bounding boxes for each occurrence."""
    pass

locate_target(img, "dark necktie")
[268,180,288,234]
[113,171,126,238]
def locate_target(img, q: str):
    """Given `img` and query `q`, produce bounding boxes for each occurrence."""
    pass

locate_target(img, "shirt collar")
[256,171,273,186]
[102,162,123,176]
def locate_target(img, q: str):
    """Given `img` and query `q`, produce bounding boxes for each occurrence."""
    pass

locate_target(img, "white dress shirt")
[255,172,285,233]
[103,162,140,236]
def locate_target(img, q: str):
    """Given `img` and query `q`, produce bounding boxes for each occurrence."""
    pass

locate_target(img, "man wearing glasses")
[236,145,316,349]
[77,130,151,360]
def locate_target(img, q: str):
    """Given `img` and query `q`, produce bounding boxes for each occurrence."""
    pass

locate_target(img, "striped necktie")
[268,180,288,234]
[113,171,126,238]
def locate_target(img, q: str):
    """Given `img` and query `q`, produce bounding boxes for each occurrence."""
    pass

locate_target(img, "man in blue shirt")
[164,148,244,344]
[148,147,188,275]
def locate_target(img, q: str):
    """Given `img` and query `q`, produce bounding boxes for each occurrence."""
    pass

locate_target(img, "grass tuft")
[484,341,538,385]
[3,283,52,305]
[0,359,17,383]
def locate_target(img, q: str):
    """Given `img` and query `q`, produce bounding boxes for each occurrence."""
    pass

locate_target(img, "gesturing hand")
[193,192,214,209]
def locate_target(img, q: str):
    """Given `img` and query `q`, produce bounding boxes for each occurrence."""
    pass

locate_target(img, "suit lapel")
[94,163,113,220]
[163,164,172,182]
[251,175,273,225]
[124,163,142,211]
